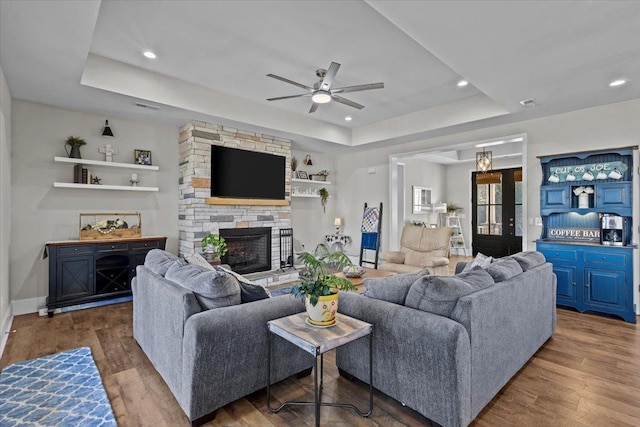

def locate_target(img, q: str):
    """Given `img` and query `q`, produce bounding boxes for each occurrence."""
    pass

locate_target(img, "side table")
[267,312,373,426]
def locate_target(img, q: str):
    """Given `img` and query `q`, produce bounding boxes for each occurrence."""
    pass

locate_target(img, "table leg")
[314,355,320,427]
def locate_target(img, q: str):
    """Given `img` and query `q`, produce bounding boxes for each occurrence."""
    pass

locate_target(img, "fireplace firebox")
[219,227,272,274]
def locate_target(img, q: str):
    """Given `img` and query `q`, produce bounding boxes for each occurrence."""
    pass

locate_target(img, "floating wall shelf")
[53,183,159,192]
[54,156,159,171]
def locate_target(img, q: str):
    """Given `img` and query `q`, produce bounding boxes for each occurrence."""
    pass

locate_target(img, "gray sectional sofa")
[336,251,557,427]
[132,250,313,426]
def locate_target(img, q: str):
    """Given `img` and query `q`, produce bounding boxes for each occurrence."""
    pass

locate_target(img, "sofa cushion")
[214,266,271,302]
[165,262,241,310]
[511,251,546,271]
[484,257,523,282]
[363,269,429,305]
[405,267,495,317]
[185,252,215,270]
[145,249,185,277]
[461,252,493,273]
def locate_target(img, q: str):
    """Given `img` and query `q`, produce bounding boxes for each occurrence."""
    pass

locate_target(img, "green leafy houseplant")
[291,244,356,307]
[201,233,228,260]
[319,187,329,213]
[65,136,87,146]
[446,202,462,214]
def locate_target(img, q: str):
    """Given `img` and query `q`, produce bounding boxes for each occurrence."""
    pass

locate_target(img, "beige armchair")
[379,225,452,275]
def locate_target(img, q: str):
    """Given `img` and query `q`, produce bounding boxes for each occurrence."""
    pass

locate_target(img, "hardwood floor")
[2,266,639,426]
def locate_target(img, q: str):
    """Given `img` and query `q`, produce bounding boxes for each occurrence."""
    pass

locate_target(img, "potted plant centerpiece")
[291,244,356,326]
[65,136,87,159]
[201,233,228,264]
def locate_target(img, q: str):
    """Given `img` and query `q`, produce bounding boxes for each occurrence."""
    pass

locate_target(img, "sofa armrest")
[336,292,472,427]
[380,250,405,264]
[180,295,314,421]
[132,266,202,399]
[420,256,449,268]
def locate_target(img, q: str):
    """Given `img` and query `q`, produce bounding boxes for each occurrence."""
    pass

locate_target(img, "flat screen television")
[211,146,285,200]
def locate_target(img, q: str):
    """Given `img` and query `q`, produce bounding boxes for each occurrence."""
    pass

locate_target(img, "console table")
[267,312,373,426]
[45,236,166,316]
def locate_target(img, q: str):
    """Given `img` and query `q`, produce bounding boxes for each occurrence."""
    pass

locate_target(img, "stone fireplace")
[219,227,271,274]
[177,121,292,273]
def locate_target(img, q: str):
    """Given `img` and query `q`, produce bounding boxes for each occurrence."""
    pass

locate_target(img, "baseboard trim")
[0,307,13,359]
[12,296,46,316]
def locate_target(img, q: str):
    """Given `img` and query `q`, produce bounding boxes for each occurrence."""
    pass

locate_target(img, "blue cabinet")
[595,182,632,216]
[540,185,570,215]
[537,242,635,323]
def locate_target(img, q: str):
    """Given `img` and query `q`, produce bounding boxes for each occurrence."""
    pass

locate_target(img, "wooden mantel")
[205,197,290,206]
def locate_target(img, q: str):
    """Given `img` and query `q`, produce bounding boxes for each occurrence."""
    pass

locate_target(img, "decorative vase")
[305,293,339,326]
[66,144,82,159]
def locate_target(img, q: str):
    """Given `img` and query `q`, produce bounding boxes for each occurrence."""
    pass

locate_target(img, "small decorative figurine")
[91,176,102,185]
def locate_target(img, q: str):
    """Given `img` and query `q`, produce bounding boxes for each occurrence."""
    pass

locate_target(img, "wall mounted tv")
[211,146,285,200]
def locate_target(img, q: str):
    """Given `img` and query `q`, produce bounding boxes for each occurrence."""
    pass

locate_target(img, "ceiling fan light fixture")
[311,91,332,104]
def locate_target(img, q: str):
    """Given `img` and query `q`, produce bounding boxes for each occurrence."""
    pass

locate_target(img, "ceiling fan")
[266,62,384,113]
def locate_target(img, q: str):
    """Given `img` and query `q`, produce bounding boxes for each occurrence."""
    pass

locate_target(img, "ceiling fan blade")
[267,94,311,101]
[319,62,340,91]
[332,95,364,110]
[332,82,384,94]
[309,102,320,113]
[267,74,312,91]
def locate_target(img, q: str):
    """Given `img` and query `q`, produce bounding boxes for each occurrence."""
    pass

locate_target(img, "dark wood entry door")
[471,168,523,258]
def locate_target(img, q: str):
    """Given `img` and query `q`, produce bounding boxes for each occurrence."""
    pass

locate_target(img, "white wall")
[0,66,12,349]
[403,157,446,226]
[10,101,180,310]
[290,149,338,252]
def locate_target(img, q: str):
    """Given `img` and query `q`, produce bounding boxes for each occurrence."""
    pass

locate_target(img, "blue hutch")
[536,147,636,323]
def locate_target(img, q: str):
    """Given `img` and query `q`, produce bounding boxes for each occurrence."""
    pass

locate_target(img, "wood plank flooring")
[2,258,639,426]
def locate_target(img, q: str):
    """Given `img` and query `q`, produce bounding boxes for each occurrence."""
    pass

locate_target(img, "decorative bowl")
[342,265,365,278]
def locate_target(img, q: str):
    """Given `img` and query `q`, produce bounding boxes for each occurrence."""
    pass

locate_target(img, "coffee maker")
[600,214,626,246]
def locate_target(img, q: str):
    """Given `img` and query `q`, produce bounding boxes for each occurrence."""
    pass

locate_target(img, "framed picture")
[135,149,152,166]
[296,170,309,179]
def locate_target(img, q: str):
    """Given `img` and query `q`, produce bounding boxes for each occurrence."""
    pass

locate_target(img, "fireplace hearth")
[220,227,272,274]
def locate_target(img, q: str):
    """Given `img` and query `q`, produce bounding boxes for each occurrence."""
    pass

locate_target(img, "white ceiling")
[1,1,639,152]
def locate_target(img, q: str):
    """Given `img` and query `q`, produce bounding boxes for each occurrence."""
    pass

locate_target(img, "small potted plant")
[446,202,461,216]
[65,136,87,159]
[201,233,228,263]
[291,244,356,326]
[311,169,329,182]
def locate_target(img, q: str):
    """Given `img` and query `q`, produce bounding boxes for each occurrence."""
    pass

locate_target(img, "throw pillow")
[165,263,241,310]
[461,252,493,273]
[405,267,494,317]
[185,252,215,270]
[484,257,523,282]
[510,251,546,271]
[363,270,430,305]
[214,266,271,302]
[144,249,185,277]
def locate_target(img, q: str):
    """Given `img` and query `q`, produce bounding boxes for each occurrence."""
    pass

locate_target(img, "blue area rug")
[0,347,116,426]
[270,284,296,297]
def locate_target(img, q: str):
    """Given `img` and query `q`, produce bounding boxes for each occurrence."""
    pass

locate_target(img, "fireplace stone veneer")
[177,121,292,273]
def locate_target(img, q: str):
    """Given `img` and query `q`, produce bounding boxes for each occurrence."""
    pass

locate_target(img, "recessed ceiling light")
[143,50,157,59]
[457,80,468,87]
[609,79,626,87]
[345,116,352,121]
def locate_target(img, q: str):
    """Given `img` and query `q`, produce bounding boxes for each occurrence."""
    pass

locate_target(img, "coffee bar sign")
[548,161,627,183]
[548,227,600,242]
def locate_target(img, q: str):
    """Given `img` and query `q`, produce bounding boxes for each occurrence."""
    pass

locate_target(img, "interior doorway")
[471,167,523,257]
